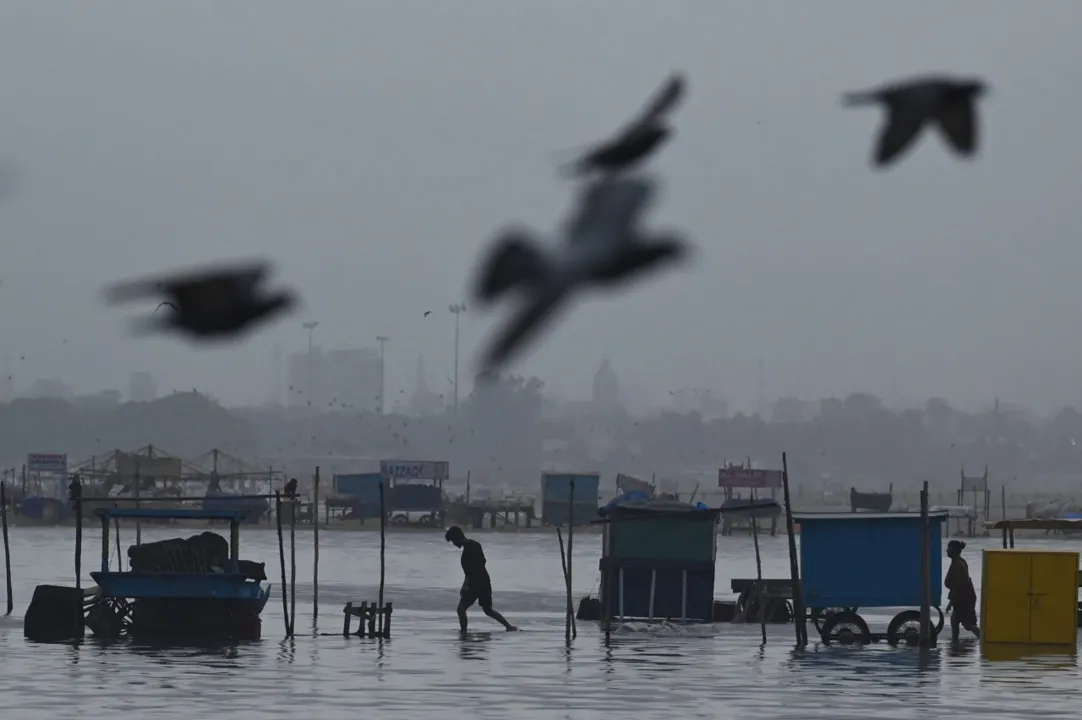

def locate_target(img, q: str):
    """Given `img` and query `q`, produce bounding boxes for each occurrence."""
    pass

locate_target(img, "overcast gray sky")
[0,0,1079,413]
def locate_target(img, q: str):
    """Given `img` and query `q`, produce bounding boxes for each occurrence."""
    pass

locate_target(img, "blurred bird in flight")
[473,174,689,373]
[105,259,296,341]
[843,74,988,168]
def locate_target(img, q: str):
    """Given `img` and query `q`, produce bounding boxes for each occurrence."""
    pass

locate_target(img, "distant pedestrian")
[945,540,981,641]
[445,526,517,632]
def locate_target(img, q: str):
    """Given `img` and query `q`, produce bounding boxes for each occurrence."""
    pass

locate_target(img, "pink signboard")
[717,468,783,489]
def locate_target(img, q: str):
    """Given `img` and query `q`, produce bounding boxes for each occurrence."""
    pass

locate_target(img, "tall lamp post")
[303,321,319,454]
[449,304,466,409]
[376,335,389,414]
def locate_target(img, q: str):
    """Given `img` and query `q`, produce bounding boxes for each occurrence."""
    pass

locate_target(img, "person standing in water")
[945,539,981,641]
[445,526,517,633]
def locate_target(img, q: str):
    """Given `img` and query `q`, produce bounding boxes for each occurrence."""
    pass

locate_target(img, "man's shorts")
[460,580,494,610]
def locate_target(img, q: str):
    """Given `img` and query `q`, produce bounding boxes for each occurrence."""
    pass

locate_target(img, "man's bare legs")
[457,599,470,633]
[483,606,517,631]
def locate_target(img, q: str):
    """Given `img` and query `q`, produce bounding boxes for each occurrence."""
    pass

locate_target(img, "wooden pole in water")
[558,527,570,644]
[919,481,932,647]
[313,466,320,617]
[289,487,297,636]
[1,481,12,616]
[750,487,767,645]
[72,476,83,590]
[114,515,122,572]
[378,478,386,617]
[275,491,290,637]
[567,477,576,640]
[781,453,806,647]
[134,460,142,546]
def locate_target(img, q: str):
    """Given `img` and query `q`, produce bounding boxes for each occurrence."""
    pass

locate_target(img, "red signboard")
[717,468,783,489]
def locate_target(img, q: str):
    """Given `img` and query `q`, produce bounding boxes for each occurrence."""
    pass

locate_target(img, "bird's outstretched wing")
[104,260,272,304]
[935,101,978,156]
[155,301,178,313]
[635,72,686,128]
[874,106,928,167]
[479,287,569,372]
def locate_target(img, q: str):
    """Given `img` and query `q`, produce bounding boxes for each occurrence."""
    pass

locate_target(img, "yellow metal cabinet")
[981,549,1078,648]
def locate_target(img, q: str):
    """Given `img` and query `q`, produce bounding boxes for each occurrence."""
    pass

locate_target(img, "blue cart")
[794,512,948,645]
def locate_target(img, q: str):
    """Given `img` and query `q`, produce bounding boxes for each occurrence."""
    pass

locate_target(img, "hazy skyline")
[0,1,1080,414]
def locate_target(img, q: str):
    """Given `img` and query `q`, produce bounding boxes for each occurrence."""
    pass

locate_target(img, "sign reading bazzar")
[379,460,449,481]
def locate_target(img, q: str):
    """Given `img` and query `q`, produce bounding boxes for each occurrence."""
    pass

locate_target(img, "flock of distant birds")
[19,71,991,376]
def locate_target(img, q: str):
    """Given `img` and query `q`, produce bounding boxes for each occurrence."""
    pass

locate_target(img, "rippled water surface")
[0,526,1078,719]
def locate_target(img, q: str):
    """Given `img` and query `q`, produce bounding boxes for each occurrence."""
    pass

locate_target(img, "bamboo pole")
[73,479,82,590]
[558,527,571,644]
[289,487,297,636]
[919,481,932,647]
[276,491,290,637]
[114,512,122,572]
[134,461,142,546]
[1,481,12,616]
[378,478,386,619]
[750,487,767,645]
[567,477,576,640]
[781,453,806,646]
[313,466,320,617]
[603,520,613,645]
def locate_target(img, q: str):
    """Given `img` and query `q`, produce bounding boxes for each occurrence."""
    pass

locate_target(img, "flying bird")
[473,175,689,372]
[104,259,296,341]
[424,311,432,317]
[155,301,178,313]
[843,74,988,168]
[558,72,686,178]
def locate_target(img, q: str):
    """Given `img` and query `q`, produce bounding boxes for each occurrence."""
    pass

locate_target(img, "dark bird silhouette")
[284,478,298,497]
[104,259,296,341]
[473,175,688,371]
[155,301,178,313]
[424,311,432,317]
[559,72,686,178]
[843,75,988,167]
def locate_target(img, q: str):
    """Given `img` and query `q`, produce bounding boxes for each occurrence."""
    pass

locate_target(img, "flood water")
[0,526,1077,719]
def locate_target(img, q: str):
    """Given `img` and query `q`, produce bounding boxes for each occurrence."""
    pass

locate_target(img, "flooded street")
[0,527,1077,719]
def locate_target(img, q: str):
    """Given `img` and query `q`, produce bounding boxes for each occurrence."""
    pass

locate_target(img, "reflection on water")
[0,529,1080,718]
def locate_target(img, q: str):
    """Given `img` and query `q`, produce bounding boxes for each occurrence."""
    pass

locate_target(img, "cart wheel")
[811,606,858,632]
[820,611,871,645]
[886,610,922,646]
[933,606,945,635]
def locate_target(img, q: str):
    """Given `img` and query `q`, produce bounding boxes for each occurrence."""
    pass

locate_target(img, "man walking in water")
[445,526,517,632]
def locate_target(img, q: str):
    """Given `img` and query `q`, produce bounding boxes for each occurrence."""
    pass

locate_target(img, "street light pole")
[448,304,466,409]
[303,321,319,453]
[376,336,389,414]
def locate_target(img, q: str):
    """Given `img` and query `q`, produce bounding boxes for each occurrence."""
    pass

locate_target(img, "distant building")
[287,345,381,413]
[128,371,158,403]
[592,357,621,414]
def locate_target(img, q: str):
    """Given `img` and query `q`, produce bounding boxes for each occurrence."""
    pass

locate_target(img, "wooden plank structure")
[342,601,393,638]
[985,518,1082,548]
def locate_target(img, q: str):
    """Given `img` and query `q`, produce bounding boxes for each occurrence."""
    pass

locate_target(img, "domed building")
[592,356,621,415]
